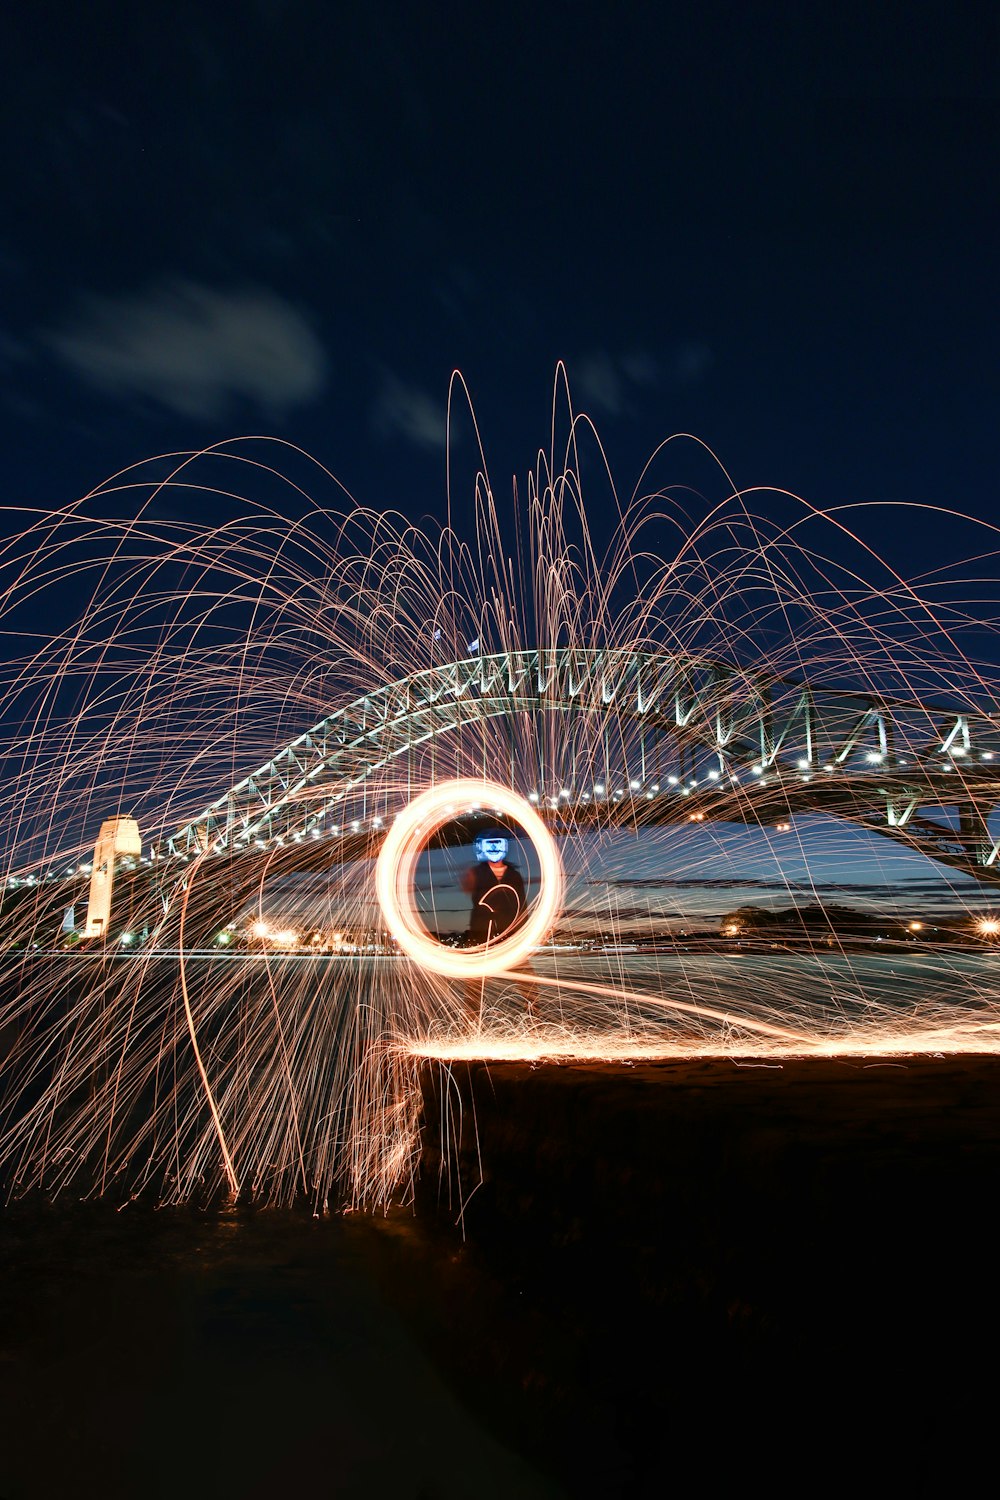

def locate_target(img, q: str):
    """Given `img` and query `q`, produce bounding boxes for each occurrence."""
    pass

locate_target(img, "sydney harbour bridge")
[155,646,1000,884]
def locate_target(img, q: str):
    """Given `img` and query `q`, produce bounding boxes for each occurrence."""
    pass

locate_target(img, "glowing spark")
[375,778,563,978]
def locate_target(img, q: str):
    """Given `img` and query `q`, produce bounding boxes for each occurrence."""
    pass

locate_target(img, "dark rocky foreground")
[2,1053,999,1497]
[414,1053,1000,1488]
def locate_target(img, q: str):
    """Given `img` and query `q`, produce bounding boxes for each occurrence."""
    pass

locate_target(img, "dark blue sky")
[2,0,996,573]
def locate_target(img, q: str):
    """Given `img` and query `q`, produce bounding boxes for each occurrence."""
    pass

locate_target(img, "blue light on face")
[475,834,509,862]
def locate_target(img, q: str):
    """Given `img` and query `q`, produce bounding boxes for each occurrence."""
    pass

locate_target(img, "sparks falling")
[2,371,1000,1211]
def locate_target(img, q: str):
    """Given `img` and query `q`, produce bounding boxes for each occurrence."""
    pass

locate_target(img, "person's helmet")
[475,830,509,863]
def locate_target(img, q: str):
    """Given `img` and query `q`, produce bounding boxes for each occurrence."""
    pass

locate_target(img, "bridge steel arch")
[162,648,1000,883]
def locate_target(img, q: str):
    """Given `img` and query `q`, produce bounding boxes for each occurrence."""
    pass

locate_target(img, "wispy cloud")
[574,343,712,416]
[44,278,328,419]
[372,374,447,450]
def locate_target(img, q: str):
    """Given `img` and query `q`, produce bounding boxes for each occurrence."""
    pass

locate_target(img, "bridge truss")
[160,649,1000,884]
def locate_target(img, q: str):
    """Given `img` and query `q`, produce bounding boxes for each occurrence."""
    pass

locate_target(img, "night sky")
[2,2,995,565]
[1,3,997,895]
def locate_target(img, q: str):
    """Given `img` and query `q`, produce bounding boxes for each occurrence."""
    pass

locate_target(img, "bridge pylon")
[84,816,142,939]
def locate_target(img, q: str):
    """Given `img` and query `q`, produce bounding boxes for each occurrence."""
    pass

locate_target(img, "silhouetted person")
[462,830,527,944]
[461,831,536,1022]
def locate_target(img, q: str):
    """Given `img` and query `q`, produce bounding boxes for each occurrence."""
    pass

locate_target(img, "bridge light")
[751,765,763,776]
[984,752,994,761]
[952,747,967,757]
[629,779,640,790]
[797,758,810,769]
[667,775,679,786]
[979,918,1000,936]
[651,783,660,792]
[866,752,884,763]
[560,788,570,798]
[909,921,923,932]
[708,770,719,780]
[119,932,134,945]
[372,816,383,827]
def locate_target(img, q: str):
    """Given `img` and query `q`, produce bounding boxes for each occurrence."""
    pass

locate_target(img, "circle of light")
[375,777,564,978]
